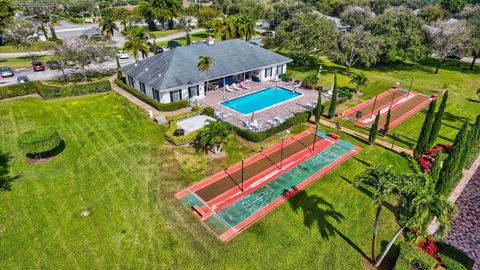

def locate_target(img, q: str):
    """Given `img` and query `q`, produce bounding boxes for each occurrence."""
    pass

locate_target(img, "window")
[128,76,135,87]
[276,65,283,75]
[152,88,160,101]
[188,85,199,98]
[139,82,146,94]
[170,90,182,102]
[264,67,273,78]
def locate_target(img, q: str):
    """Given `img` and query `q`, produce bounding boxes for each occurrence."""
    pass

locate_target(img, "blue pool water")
[220,87,301,114]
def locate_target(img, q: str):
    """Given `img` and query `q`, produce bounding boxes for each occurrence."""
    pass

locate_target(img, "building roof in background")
[121,39,292,91]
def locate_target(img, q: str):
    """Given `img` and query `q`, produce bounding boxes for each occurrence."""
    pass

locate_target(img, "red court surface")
[339,88,436,129]
[175,129,361,241]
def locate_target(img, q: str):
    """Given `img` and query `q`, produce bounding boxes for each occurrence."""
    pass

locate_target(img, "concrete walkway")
[318,118,413,156]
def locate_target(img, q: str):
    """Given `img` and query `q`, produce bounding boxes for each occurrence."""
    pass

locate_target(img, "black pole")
[280,138,284,169]
[313,123,318,151]
[241,158,244,191]
[407,78,413,98]
[390,90,397,109]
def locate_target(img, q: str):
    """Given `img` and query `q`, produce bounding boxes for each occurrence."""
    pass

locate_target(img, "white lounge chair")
[225,85,235,93]
[250,119,261,130]
[267,119,279,127]
[232,83,242,91]
[274,117,285,125]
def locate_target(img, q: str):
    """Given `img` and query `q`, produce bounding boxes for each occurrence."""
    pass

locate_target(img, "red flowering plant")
[417,238,441,262]
[418,144,452,173]
[418,156,434,173]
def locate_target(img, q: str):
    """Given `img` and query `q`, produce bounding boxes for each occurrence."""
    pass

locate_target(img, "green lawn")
[0,41,54,53]
[0,56,52,69]
[149,29,183,38]
[0,92,409,269]
[285,55,480,149]
[156,31,219,48]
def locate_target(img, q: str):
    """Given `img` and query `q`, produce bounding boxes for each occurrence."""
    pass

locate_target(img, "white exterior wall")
[260,63,287,82]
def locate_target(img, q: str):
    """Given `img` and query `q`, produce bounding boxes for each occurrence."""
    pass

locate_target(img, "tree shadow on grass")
[26,140,66,160]
[442,112,468,123]
[467,98,479,104]
[340,176,396,214]
[0,151,19,191]
[288,190,368,259]
[377,240,401,270]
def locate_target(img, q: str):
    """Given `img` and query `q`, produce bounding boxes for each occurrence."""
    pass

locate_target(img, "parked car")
[446,52,463,60]
[17,76,30,83]
[115,51,129,59]
[167,40,182,49]
[32,60,45,71]
[46,60,61,70]
[261,31,274,37]
[149,45,164,54]
[0,67,14,78]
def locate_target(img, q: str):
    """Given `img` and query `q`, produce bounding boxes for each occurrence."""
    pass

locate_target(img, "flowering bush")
[425,144,452,156]
[418,156,435,173]
[417,238,441,262]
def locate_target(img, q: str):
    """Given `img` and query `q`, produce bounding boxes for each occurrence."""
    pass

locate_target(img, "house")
[121,38,292,104]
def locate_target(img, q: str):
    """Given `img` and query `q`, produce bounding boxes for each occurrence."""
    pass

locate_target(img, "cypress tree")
[384,108,392,136]
[437,120,469,194]
[328,73,338,119]
[459,116,480,169]
[315,87,323,124]
[428,91,448,148]
[49,25,58,40]
[368,112,381,145]
[430,150,443,186]
[414,99,437,158]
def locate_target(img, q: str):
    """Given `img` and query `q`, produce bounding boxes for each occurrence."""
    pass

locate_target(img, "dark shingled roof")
[121,39,292,91]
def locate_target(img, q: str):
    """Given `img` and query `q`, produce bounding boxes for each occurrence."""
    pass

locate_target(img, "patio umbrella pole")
[313,122,318,151]
[241,158,244,191]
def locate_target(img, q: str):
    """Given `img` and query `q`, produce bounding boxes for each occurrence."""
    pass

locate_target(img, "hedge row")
[229,111,311,142]
[115,79,188,111]
[164,120,201,145]
[0,81,111,100]
[395,242,437,270]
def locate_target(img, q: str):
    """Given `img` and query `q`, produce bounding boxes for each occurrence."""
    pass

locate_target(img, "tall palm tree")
[198,121,233,154]
[123,33,149,62]
[197,56,214,92]
[238,16,256,41]
[213,15,237,40]
[99,16,118,39]
[374,173,456,268]
[355,165,399,264]
[349,72,367,93]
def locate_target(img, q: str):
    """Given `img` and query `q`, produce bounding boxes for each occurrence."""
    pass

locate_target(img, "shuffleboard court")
[340,88,435,129]
[175,129,361,241]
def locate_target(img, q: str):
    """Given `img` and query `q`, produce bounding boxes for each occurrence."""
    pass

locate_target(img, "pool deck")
[193,81,319,131]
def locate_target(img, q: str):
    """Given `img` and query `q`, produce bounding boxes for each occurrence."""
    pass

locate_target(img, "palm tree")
[355,165,399,264]
[198,121,233,154]
[213,15,237,40]
[238,16,256,41]
[197,56,214,92]
[180,17,193,45]
[99,16,118,39]
[123,33,149,62]
[374,173,456,268]
[349,72,367,93]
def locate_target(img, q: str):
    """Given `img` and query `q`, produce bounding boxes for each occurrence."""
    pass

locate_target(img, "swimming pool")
[220,87,301,114]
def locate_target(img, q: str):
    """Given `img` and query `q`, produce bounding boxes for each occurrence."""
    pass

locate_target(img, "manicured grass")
[0,93,409,268]
[285,55,480,149]
[0,56,52,69]
[149,29,183,38]
[156,31,219,48]
[0,41,54,53]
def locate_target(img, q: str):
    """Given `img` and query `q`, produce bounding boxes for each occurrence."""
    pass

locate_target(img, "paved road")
[0,57,135,86]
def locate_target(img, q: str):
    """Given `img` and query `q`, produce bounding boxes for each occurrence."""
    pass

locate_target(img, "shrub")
[395,242,437,270]
[437,242,472,270]
[0,81,40,99]
[203,107,215,117]
[229,112,311,142]
[17,128,62,158]
[164,120,200,145]
[115,79,188,111]
[302,74,319,89]
[417,238,440,261]
[38,80,111,99]
[440,254,467,270]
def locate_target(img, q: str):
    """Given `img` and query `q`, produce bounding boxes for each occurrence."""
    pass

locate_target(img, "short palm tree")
[349,72,367,93]
[198,121,233,154]
[213,15,237,40]
[197,56,214,92]
[355,165,399,264]
[99,16,118,38]
[123,33,149,61]
[238,16,256,41]
[374,173,456,268]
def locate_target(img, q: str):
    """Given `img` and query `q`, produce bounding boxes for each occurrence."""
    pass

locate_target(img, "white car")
[115,51,129,59]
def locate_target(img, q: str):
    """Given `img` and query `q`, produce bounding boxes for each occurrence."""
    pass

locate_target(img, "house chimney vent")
[207,35,214,45]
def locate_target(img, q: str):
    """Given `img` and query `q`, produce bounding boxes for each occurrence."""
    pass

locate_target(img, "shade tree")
[462,5,480,70]
[3,20,38,60]
[340,5,376,27]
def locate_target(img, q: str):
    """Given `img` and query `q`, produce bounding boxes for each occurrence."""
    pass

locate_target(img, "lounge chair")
[274,117,285,125]
[250,119,261,130]
[267,119,279,127]
[293,80,302,88]
[225,85,235,93]
[240,82,249,89]
[232,83,242,91]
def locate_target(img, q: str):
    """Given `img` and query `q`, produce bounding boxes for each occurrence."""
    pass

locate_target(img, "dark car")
[446,52,463,60]
[149,45,164,54]
[17,76,31,83]
[167,40,182,49]
[261,31,274,37]
[32,60,45,71]
[0,67,14,78]
[46,60,61,70]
